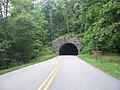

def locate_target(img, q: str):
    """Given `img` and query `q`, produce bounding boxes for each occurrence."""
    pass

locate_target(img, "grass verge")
[78,54,120,80]
[0,54,57,75]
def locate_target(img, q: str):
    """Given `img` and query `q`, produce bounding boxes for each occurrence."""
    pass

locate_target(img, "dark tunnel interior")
[59,43,78,55]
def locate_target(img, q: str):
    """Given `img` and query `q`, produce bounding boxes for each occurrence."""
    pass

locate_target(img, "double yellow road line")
[37,61,64,90]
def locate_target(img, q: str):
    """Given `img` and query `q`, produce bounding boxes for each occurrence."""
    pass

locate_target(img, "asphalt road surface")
[0,56,120,90]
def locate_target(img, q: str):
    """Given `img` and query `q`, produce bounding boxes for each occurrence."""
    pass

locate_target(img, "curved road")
[0,56,120,90]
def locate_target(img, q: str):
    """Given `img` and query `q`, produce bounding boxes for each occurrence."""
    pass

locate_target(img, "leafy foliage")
[0,0,48,69]
[78,0,120,53]
[0,0,120,70]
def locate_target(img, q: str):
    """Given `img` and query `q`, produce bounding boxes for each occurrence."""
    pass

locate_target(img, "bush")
[39,46,55,56]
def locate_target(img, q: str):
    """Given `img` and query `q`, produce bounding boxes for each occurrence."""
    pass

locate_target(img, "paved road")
[0,56,120,90]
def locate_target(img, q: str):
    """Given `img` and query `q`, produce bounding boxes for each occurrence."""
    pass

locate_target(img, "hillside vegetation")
[0,0,120,71]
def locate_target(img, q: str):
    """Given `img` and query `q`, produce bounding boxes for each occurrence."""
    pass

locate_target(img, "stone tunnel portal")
[59,43,78,55]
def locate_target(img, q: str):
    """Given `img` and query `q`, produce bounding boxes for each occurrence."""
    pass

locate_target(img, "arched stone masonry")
[52,36,82,54]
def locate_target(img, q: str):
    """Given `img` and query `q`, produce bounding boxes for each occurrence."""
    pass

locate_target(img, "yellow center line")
[43,61,63,90]
[37,61,64,90]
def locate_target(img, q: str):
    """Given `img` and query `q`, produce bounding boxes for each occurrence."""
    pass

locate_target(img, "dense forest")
[0,0,120,70]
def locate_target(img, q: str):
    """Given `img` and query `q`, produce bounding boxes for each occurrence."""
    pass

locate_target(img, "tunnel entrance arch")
[52,36,82,55]
[59,43,78,55]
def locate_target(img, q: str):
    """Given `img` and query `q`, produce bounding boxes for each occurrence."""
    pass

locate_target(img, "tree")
[0,0,9,35]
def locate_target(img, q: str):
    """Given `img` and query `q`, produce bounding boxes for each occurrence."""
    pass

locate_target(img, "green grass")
[0,54,57,75]
[78,54,120,80]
